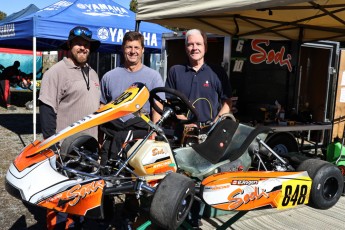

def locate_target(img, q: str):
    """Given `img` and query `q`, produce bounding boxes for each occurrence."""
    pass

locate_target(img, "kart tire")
[60,133,98,155]
[266,132,299,154]
[297,159,343,209]
[149,173,195,230]
[60,133,99,173]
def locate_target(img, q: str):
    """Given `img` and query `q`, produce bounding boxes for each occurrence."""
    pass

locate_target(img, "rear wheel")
[297,159,343,209]
[60,133,99,174]
[266,132,299,154]
[150,173,195,230]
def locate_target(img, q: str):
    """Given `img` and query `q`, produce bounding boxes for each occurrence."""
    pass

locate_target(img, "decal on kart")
[144,159,176,174]
[142,146,172,165]
[38,180,105,216]
[278,176,311,209]
[113,91,133,105]
[142,146,177,174]
[202,171,311,211]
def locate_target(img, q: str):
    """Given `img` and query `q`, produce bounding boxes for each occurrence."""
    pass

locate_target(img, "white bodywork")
[6,155,79,204]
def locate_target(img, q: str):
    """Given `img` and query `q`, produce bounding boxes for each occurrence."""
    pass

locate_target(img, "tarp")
[0,0,171,51]
[0,48,43,80]
[136,0,345,42]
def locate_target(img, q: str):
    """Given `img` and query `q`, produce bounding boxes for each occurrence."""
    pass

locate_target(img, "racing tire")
[149,173,195,230]
[297,159,343,209]
[266,132,299,154]
[60,133,99,173]
[60,133,98,155]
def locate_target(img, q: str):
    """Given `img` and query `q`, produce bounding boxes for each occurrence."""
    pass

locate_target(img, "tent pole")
[135,20,141,31]
[97,52,100,74]
[33,37,37,140]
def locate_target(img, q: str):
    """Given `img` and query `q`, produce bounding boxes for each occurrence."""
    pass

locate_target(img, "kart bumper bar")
[104,183,135,195]
[104,181,155,195]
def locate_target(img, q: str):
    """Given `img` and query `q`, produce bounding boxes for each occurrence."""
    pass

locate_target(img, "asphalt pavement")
[1,106,345,230]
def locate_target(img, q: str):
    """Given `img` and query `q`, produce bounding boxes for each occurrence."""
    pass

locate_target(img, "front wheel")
[149,173,195,230]
[297,159,343,209]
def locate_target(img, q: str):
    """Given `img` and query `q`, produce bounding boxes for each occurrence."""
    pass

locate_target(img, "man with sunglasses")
[38,26,101,230]
[39,26,100,139]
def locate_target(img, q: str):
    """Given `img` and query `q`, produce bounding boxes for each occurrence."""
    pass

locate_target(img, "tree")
[0,11,7,20]
[130,0,138,13]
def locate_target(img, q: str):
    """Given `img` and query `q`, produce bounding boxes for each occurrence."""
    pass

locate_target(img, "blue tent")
[0,0,171,51]
[0,4,39,24]
[0,0,171,139]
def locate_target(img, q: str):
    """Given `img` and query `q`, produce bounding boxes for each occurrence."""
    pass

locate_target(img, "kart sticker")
[113,83,142,105]
[39,180,105,216]
[113,91,134,105]
[144,159,176,175]
[277,176,311,209]
[202,171,311,211]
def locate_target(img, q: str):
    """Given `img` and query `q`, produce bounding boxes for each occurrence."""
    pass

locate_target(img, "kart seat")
[220,125,272,162]
[174,122,271,178]
[192,119,239,164]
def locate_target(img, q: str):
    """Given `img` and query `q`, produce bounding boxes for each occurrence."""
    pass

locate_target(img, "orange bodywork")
[14,142,55,171]
[202,171,311,211]
[38,180,105,216]
[20,84,149,159]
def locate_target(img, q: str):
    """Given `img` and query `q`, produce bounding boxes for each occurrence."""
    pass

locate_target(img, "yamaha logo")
[76,3,130,17]
[95,27,159,47]
[76,3,87,10]
[42,1,73,11]
[97,27,110,41]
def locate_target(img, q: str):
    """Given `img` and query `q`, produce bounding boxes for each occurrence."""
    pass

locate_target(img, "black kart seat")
[221,125,272,162]
[192,119,238,164]
[175,123,272,178]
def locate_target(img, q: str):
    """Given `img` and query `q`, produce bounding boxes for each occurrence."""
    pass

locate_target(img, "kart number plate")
[278,176,311,209]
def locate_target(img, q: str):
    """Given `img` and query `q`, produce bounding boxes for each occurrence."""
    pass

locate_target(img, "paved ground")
[1,105,345,230]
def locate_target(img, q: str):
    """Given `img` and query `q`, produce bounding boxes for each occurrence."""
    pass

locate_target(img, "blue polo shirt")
[166,63,232,122]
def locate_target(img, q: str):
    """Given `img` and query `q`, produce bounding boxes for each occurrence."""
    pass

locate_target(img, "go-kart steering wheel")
[149,87,199,123]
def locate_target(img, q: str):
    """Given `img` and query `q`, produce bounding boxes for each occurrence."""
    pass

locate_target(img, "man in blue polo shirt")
[166,29,232,123]
[165,28,233,228]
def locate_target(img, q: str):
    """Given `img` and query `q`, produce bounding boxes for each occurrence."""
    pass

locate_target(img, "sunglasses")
[73,28,92,38]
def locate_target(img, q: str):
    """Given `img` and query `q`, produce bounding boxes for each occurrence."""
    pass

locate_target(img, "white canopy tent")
[136,0,345,42]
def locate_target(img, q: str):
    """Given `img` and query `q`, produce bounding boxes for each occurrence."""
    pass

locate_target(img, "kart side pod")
[201,171,312,211]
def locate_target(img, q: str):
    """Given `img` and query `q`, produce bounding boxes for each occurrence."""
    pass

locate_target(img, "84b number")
[282,185,308,206]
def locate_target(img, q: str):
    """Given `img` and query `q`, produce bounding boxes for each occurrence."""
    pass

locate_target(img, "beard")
[71,50,89,66]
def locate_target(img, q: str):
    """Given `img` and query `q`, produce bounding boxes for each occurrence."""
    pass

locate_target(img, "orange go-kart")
[5,83,344,230]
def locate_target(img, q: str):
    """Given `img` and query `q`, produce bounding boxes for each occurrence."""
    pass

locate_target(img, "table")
[268,123,332,155]
[268,123,332,132]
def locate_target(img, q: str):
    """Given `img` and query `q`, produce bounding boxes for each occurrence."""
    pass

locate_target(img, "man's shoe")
[7,105,17,110]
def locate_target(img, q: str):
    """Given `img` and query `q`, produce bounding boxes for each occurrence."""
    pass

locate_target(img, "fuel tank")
[127,139,177,177]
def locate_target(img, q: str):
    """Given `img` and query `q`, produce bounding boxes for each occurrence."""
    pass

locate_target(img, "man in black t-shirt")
[0,61,22,110]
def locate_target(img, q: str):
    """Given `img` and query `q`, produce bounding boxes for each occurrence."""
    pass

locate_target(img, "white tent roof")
[136,0,345,41]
